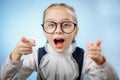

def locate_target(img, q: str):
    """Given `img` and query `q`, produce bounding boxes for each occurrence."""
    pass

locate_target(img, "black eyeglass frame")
[41,21,77,34]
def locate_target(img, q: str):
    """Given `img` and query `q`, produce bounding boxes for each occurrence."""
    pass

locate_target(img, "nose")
[54,24,63,34]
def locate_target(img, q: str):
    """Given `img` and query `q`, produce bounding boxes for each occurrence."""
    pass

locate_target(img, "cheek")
[63,34,75,49]
[67,30,77,40]
[45,33,52,42]
[65,30,77,44]
[65,34,75,43]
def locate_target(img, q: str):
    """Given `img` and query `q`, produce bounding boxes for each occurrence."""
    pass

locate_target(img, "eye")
[62,22,73,28]
[63,23,70,27]
[48,23,55,27]
[44,22,56,29]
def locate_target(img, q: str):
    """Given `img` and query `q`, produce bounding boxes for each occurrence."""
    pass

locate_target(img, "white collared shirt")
[0,43,119,80]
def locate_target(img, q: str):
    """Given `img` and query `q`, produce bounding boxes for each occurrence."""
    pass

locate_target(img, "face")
[44,6,78,53]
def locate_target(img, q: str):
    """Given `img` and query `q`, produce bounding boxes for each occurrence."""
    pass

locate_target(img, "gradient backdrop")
[0,0,120,79]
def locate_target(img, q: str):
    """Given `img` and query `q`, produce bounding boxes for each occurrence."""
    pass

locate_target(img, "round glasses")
[41,21,77,34]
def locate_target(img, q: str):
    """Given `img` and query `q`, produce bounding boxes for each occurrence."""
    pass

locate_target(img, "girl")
[1,3,118,80]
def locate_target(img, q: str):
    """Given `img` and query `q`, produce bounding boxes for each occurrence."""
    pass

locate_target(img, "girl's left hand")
[87,40,105,65]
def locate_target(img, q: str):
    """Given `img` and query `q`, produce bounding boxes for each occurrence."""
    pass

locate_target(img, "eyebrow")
[44,18,74,23]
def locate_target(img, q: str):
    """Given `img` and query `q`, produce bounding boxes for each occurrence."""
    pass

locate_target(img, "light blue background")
[0,0,120,79]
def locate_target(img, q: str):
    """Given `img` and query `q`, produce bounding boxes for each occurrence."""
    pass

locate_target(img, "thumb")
[95,39,102,46]
[87,42,93,48]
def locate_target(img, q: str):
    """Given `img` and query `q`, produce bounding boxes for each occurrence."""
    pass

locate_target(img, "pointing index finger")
[21,37,29,43]
[21,37,36,46]
[28,39,36,46]
[95,39,102,46]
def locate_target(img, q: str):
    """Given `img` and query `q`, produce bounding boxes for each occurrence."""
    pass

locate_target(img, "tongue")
[56,42,64,48]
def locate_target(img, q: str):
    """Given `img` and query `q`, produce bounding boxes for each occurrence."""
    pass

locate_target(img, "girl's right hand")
[11,37,35,62]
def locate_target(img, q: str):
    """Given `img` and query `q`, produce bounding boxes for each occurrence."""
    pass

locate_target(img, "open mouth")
[54,38,65,48]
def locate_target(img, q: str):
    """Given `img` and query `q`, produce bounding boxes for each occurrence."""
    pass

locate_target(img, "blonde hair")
[43,3,77,24]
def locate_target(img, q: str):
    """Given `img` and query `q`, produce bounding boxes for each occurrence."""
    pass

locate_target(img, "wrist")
[10,52,22,62]
[96,56,106,65]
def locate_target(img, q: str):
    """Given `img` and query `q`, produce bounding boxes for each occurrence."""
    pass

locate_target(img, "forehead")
[44,6,76,22]
[46,6,72,14]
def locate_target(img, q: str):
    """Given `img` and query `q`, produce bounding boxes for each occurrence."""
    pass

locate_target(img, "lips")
[54,38,65,48]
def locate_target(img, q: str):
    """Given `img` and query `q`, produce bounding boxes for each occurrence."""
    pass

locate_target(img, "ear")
[74,27,79,36]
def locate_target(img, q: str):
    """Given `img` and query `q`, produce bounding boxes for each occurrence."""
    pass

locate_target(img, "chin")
[54,48,65,53]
